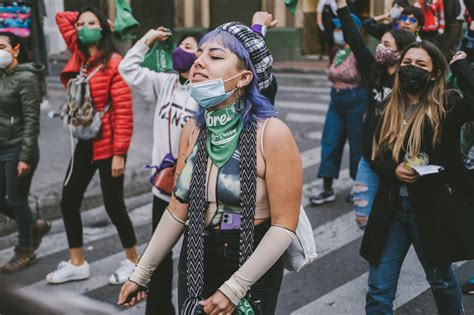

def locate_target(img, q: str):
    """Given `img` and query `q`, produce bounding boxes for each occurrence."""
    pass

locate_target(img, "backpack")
[61,64,110,140]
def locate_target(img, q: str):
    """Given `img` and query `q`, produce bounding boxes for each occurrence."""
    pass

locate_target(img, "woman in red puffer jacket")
[46,6,138,286]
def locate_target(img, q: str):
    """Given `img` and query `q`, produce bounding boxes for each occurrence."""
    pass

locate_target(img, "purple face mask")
[172,46,196,72]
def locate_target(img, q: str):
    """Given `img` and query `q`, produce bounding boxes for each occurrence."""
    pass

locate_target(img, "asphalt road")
[1,72,473,314]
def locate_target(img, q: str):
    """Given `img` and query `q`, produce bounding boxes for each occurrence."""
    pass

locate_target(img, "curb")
[0,167,152,239]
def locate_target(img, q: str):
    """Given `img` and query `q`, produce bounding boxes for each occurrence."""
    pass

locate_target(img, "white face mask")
[0,49,13,69]
[190,72,246,109]
[390,7,403,20]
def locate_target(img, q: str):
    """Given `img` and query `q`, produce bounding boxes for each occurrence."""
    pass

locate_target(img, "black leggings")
[60,140,136,248]
[146,196,175,315]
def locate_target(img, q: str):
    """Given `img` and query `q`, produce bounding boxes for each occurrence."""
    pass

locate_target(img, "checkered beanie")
[216,22,273,90]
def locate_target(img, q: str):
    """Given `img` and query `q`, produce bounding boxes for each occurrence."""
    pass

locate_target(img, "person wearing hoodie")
[119,28,200,315]
[0,32,50,273]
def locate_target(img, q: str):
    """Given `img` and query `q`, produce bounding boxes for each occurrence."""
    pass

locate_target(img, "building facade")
[46,0,396,59]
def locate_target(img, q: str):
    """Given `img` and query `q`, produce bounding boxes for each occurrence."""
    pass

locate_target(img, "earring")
[235,88,243,112]
[415,31,422,43]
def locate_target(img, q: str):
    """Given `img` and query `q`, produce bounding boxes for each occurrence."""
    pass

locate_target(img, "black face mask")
[398,65,432,94]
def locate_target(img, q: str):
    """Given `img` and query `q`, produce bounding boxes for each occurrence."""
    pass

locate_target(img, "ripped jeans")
[366,196,464,315]
[353,157,379,230]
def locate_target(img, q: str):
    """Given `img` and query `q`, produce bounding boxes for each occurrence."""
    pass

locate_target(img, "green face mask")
[205,103,242,168]
[78,27,102,46]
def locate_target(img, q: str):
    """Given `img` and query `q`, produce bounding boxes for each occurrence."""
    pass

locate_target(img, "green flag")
[285,0,298,15]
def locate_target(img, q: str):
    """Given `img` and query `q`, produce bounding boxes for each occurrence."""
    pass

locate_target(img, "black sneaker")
[309,190,336,205]
[461,280,474,295]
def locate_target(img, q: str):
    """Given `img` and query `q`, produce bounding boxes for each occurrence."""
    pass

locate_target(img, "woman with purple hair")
[118,22,302,315]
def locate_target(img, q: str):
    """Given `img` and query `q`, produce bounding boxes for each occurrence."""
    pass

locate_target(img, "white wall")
[43,0,66,55]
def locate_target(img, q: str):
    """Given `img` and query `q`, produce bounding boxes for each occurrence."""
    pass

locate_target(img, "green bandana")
[205,103,242,168]
[335,47,351,67]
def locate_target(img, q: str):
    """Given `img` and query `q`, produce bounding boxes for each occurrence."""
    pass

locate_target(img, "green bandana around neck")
[205,103,242,168]
[335,47,351,67]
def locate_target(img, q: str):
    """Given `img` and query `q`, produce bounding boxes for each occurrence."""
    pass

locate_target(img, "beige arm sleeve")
[218,226,295,305]
[129,209,185,287]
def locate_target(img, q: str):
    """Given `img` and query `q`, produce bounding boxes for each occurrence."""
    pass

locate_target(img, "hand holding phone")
[118,280,149,306]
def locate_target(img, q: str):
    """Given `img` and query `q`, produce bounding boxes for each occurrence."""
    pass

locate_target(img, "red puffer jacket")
[56,11,133,161]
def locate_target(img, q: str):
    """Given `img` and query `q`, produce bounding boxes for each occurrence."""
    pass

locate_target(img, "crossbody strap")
[168,109,173,156]
[85,64,104,81]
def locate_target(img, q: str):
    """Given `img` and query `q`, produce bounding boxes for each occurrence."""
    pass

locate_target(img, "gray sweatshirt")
[119,41,197,201]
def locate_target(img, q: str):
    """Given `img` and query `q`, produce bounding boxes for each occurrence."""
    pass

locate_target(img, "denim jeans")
[353,157,379,230]
[366,196,464,315]
[177,222,284,315]
[318,86,368,180]
[0,144,38,247]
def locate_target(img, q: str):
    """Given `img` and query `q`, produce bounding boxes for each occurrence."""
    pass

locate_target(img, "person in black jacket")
[335,0,416,229]
[361,40,474,314]
[0,32,50,273]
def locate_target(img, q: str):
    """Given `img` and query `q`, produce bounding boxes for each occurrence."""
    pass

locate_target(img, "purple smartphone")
[220,212,241,230]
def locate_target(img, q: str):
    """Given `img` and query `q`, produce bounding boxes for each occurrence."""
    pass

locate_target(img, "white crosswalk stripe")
[277,101,328,112]
[286,113,326,124]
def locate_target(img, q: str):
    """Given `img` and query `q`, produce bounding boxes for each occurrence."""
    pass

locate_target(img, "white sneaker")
[46,260,90,284]
[108,259,135,285]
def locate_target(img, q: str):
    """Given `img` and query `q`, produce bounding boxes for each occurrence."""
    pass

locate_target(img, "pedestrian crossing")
[2,76,469,314]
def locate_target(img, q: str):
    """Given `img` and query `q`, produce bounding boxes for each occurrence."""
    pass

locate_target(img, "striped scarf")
[182,121,257,314]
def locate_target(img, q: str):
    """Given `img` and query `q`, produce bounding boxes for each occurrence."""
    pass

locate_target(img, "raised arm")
[251,11,279,37]
[55,11,79,53]
[109,56,134,157]
[363,16,391,40]
[118,29,173,104]
[336,0,376,76]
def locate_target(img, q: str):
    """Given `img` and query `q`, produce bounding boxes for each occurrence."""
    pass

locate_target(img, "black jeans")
[0,144,38,247]
[60,140,136,248]
[178,222,284,315]
[146,196,175,315]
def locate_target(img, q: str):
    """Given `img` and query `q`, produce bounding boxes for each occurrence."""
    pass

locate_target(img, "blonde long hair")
[373,41,447,162]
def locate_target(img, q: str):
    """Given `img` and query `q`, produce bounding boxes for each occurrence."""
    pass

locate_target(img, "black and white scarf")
[182,121,257,314]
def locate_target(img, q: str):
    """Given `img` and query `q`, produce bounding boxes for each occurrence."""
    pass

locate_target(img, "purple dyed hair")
[193,30,278,128]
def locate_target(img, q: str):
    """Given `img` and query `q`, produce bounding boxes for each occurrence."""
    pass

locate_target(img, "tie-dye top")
[174,140,270,228]
[327,51,362,90]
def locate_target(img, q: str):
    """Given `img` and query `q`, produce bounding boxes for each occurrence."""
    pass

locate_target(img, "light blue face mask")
[333,31,345,46]
[190,72,244,109]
